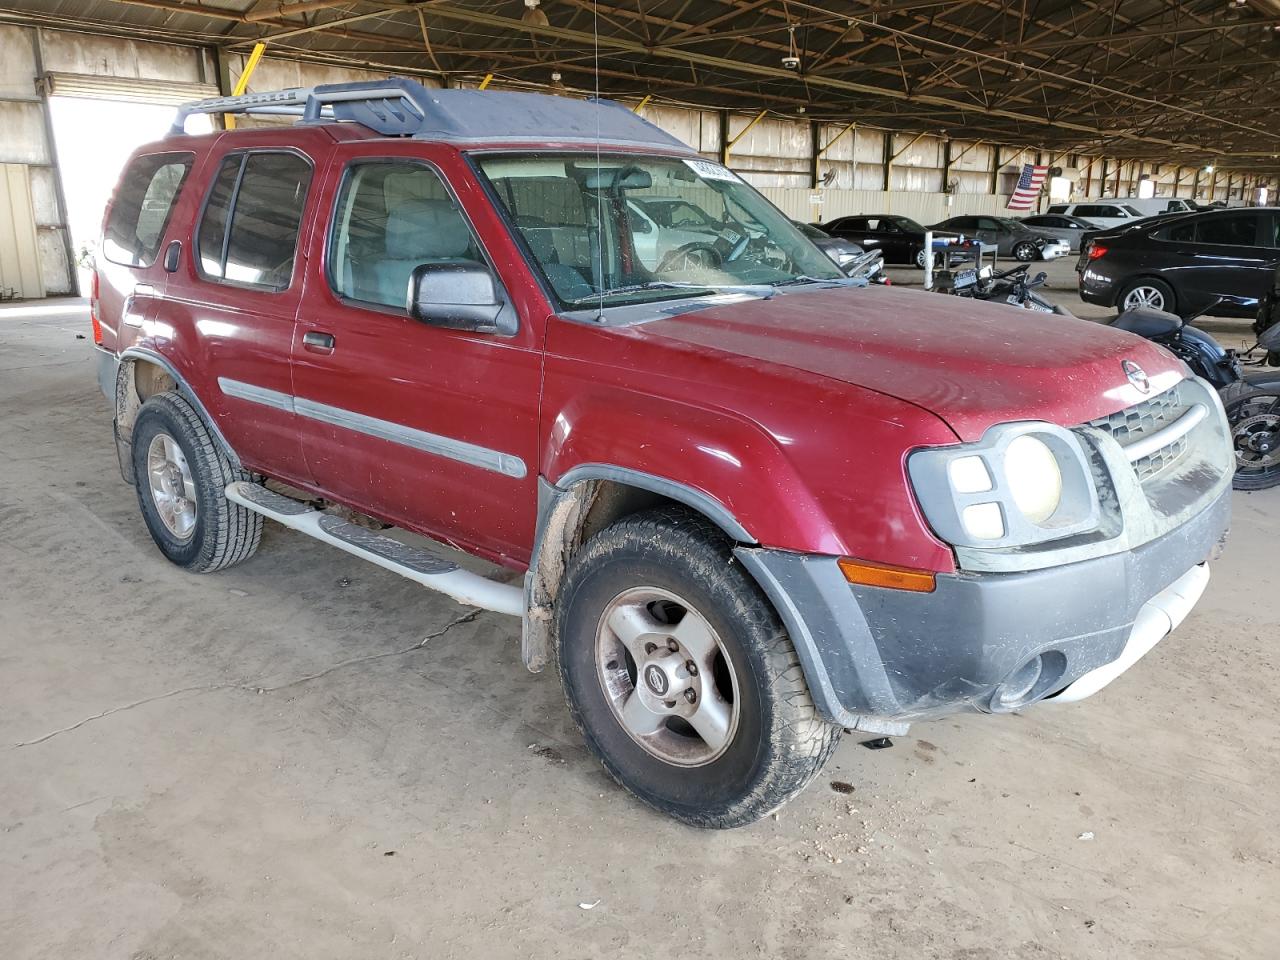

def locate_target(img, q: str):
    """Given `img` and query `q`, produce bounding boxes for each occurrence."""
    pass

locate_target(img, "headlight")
[909,422,1100,549]
[1004,435,1062,523]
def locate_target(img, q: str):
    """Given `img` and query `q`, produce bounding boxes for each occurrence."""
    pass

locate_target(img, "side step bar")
[225,481,523,617]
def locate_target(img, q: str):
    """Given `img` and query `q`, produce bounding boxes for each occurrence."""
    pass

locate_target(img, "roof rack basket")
[170,78,434,136]
[169,78,695,153]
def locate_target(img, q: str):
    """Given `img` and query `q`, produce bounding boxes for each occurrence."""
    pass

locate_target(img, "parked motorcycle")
[1107,296,1280,490]
[934,262,1057,313]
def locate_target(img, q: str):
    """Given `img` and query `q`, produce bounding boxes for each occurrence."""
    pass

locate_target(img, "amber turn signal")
[837,557,936,593]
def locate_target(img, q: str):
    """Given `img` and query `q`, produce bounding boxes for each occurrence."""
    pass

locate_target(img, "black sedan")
[821,214,957,268]
[1078,207,1280,317]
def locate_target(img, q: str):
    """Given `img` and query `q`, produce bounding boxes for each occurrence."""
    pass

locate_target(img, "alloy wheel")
[1122,285,1167,311]
[595,586,739,766]
[146,431,198,540]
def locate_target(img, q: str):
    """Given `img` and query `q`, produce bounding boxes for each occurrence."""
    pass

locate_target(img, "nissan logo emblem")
[644,664,669,695]
[1121,359,1150,394]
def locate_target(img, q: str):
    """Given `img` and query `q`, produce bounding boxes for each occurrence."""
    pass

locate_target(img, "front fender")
[539,377,957,571]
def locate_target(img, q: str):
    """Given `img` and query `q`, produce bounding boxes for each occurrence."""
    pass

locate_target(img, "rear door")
[290,145,542,566]
[160,141,324,484]
[97,151,195,352]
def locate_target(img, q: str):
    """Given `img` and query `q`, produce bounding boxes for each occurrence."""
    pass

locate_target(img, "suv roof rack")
[170,78,694,153]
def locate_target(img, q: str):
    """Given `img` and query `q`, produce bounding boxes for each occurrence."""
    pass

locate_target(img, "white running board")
[225,481,523,617]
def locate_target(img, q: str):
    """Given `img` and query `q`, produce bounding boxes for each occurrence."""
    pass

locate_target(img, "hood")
[634,284,1184,441]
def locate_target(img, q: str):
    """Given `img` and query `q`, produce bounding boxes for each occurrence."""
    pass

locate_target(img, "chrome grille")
[1087,383,1191,482]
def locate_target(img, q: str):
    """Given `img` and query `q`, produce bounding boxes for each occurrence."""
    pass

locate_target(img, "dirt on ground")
[1,298,1277,960]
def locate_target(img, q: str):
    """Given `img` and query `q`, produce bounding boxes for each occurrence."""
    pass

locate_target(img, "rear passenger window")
[327,161,483,311]
[1197,215,1259,247]
[197,151,311,290]
[102,153,192,267]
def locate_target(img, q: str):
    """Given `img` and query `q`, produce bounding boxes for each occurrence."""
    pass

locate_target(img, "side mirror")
[407,262,503,332]
[631,217,653,235]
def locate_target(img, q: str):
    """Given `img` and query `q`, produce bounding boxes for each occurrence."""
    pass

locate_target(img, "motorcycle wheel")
[1225,392,1280,491]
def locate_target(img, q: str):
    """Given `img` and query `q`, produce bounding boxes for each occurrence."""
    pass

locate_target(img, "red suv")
[92,81,1235,827]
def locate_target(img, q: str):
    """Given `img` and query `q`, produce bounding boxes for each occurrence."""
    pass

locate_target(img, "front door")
[290,146,542,567]
[1186,212,1280,313]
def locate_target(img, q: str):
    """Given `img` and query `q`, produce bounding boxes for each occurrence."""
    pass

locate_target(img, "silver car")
[1019,213,1101,253]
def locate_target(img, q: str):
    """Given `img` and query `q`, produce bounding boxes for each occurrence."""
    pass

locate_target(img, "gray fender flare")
[521,465,755,674]
[115,349,242,480]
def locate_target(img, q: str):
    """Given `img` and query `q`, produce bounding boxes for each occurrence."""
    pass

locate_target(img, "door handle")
[303,331,335,352]
[163,240,181,273]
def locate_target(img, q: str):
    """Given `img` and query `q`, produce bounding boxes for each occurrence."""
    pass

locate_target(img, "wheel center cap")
[644,663,669,696]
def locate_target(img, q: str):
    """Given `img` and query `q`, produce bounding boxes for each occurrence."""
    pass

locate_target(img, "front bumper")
[735,484,1229,730]
[1040,240,1070,260]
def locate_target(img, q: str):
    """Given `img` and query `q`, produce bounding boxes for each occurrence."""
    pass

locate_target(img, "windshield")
[895,217,925,232]
[1123,205,1144,217]
[475,153,842,308]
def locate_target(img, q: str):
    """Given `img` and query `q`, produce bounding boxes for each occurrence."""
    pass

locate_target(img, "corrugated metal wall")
[0,163,44,299]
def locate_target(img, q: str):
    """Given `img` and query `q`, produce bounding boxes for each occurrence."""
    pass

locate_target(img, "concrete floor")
[2,293,1277,960]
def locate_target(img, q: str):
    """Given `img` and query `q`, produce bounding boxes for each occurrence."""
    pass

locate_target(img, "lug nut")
[667,639,679,652]
[684,689,697,704]
[645,642,658,654]
[685,660,698,677]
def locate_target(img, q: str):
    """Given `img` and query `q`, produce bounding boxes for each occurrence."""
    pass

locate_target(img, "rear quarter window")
[102,153,193,267]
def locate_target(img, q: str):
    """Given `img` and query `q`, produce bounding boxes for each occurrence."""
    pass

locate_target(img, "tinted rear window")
[102,153,192,267]
[196,151,311,290]
[1197,215,1258,246]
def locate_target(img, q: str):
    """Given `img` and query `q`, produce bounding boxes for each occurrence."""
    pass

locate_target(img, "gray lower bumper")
[95,346,118,401]
[735,486,1230,728]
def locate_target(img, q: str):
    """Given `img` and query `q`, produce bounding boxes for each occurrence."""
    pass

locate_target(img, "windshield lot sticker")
[683,159,741,182]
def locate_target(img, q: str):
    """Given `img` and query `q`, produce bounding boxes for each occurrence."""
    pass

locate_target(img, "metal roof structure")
[5,0,1280,174]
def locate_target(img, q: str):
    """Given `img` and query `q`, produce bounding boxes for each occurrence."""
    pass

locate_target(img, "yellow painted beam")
[225,41,266,130]
[633,94,652,113]
[724,109,767,166]
[816,121,855,159]
[478,73,494,90]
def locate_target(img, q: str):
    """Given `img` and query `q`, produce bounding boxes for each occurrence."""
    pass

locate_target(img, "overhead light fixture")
[1204,164,1215,173]
[846,20,865,42]
[522,0,549,27]
[550,70,566,90]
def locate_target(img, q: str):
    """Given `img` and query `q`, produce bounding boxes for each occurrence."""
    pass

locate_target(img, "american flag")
[1007,163,1048,210]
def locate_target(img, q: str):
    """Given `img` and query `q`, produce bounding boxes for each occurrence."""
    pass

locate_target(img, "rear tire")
[555,506,840,828]
[131,391,262,572]
[1118,277,1176,314]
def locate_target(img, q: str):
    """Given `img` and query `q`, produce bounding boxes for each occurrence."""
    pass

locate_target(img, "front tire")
[1118,277,1176,314]
[555,506,840,828]
[131,391,262,572]
[1013,241,1039,262]
[1226,392,1280,490]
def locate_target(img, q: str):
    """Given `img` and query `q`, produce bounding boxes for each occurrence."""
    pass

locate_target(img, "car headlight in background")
[909,422,1100,549]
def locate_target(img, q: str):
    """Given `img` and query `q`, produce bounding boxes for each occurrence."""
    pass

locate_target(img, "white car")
[1045,201,1148,231]
[626,197,724,270]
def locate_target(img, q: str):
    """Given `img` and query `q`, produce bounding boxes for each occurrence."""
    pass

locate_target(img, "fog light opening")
[991,651,1068,712]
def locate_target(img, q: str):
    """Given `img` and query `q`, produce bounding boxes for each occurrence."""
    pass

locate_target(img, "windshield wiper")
[772,275,866,287]
[566,280,776,305]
